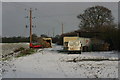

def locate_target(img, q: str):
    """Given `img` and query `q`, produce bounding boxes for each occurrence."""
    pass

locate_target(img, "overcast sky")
[2,2,118,37]
[0,2,2,37]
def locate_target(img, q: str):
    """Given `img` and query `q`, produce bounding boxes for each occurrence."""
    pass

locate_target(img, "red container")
[29,43,42,48]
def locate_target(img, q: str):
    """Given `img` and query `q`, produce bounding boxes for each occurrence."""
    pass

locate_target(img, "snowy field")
[1,43,29,57]
[1,43,120,78]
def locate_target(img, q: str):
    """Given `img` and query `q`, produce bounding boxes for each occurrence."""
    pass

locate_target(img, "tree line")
[77,5,120,51]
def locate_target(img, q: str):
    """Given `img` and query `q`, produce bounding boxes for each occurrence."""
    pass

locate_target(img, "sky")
[1,0,120,2]
[1,1,119,37]
[0,1,2,37]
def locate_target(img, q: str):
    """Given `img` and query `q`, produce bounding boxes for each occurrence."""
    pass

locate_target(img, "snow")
[1,43,29,57]
[1,43,119,78]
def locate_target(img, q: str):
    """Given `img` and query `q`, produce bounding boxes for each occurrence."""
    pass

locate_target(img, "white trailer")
[78,37,91,51]
[63,37,82,53]
[63,37,91,52]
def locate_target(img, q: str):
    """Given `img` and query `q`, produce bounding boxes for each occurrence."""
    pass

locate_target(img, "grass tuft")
[16,48,36,58]
[14,47,25,53]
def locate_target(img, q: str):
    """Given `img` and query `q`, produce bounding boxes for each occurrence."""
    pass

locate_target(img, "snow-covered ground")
[1,43,29,57]
[1,44,120,78]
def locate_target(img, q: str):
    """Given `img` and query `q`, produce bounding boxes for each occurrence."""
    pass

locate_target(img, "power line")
[3,2,78,36]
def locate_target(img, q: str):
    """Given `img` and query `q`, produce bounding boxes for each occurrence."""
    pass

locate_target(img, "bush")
[14,47,25,53]
[16,48,36,57]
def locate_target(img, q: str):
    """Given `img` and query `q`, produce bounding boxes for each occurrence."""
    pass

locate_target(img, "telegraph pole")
[77,33,79,37]
[53,27,55,37]
[62,22,63,35]
[30,8,32,44]
[48,30,49,37]
[25,8,37,44]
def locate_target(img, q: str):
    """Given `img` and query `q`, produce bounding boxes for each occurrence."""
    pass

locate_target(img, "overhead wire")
[3,2,78,36]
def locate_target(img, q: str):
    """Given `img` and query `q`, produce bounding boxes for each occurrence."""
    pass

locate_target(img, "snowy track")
[2,44,119,78]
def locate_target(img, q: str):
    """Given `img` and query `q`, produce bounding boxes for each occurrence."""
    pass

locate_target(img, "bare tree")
[77,6,114,29]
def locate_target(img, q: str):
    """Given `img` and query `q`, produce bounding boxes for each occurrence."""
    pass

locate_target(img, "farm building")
[59,29,110,51]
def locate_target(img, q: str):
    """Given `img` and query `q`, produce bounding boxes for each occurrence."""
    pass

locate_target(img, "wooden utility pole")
[77,33,79,37]
[62,23,63,35]
[30,8,32,44]
[25,8,37,44]
[53,27,55,37]
[48,30,49,37]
